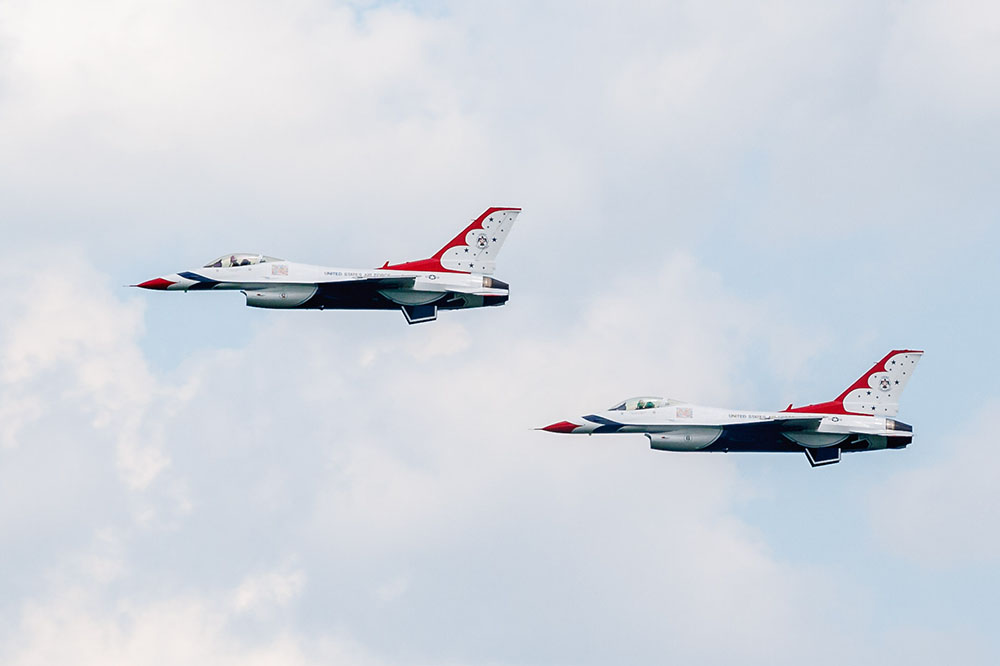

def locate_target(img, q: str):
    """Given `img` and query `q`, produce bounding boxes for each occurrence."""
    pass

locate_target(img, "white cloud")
[881,0,1000,121]
[373,575,409,604]
[0,252,173,490]
[0,0,998,663]
[0,251,847,665]
[0,392,43,449]
[0,0,490,243]
[0,0,993,267]
[2,588,383,666]
[870,400,1000,567]
[233,569,307,615]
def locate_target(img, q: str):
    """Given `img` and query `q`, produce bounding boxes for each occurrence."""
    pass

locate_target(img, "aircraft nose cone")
[538,420,580,433]
[135,277,175,290]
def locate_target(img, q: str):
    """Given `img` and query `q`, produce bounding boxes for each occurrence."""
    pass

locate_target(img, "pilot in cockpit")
[203,254,283,269]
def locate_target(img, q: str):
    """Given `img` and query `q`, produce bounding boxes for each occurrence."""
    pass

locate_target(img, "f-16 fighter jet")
[540,350,922,467]
[135,207,520,324]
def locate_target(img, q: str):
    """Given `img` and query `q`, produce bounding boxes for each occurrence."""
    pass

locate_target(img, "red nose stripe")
[540,421,580,433]
[136,278,175,290]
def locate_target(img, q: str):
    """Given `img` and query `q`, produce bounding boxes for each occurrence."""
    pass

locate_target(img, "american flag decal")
[677,407,693,418]
[272,264,288,276]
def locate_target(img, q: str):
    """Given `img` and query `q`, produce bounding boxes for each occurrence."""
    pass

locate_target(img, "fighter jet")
[540,350,922,466]
[135,207,520,324]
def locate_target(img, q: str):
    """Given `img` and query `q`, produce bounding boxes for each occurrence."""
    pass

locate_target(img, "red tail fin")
[784,350,923,417]
[383,207,521,274]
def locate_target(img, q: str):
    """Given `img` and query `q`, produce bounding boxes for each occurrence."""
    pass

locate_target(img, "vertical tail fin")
[383,207,521,274]
[785,350,923,417]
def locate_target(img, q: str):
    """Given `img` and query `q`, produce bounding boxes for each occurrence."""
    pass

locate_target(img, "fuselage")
[555,402,909,439]
[540,351,921,466]
[541,395,913,466]
[137,256,509,313]
[136,207,521,324]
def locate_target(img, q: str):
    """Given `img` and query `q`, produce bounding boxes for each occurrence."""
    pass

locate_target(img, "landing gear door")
[805,446,841,467]
[401,304,438,324]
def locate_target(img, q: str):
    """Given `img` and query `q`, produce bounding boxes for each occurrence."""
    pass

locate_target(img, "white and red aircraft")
[135,207,520,324]
[540,350,922,466]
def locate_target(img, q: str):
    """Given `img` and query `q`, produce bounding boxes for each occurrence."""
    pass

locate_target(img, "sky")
[1,0,998,663]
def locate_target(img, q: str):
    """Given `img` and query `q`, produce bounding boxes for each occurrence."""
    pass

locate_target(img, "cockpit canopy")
[608,396,680,411]
[203,253,284,268]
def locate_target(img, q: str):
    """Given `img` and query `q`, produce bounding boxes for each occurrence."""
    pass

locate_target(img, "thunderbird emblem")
[879,377,892,391]
[476,233,489,249]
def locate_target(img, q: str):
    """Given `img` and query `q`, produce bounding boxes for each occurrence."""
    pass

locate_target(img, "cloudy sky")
[1,1,998,663]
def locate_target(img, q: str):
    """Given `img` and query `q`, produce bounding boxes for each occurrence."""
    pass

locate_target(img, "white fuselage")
[575,403,903,438]
[136,206,522,324]
[542,398,913,463]
[160,261,500,294]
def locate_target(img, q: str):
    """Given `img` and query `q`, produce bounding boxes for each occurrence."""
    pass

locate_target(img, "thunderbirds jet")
[135,207,520,324]
[540,350,923,467]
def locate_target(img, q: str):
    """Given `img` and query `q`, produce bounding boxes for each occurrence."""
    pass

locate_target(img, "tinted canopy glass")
[203,253,284,268]
[608,396,673,411]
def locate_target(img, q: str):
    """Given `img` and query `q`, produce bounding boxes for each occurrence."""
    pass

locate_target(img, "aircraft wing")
[709,417,823,450]
[721,418,822,432]
[317,277,416,289]
[213,277,418,292]
[312,276,417,297]
[315,276,503,296]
